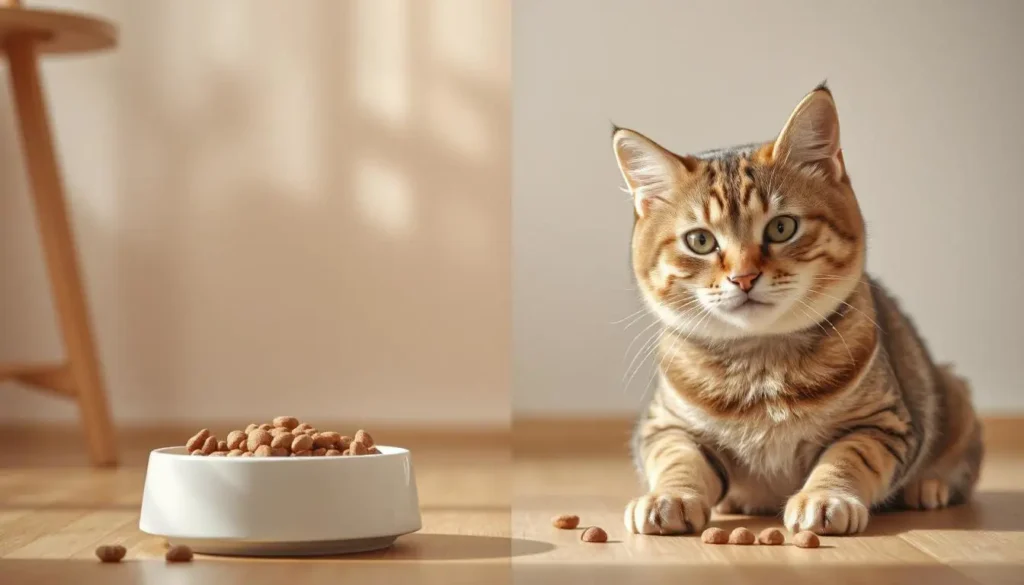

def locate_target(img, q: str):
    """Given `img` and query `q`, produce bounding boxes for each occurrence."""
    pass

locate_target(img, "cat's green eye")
[684,229,718,255]
[765,215,798,243]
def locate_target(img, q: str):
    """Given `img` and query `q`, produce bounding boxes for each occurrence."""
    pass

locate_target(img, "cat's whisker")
[807,286,883,332]
[625,306,702,395]
[796,298,855,366]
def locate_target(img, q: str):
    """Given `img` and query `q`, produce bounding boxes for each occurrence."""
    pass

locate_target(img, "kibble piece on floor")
[700,527,729,544]
[758,527,785,545]
[581,527,608,543]
[793,531,820,549]
[552,514,580,529]
[95,544,126,563]
[165,544,193,562]
[728,527,755,545]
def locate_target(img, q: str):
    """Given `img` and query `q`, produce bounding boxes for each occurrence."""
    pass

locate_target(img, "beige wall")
[513,0,1024,416]
[1,0,509,425]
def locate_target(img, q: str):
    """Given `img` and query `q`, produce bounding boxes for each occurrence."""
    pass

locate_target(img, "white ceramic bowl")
[138,446,421,556]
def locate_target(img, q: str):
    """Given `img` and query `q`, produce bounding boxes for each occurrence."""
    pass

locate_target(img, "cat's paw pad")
[784,490,869,535]
[902,478,950,510]
[624,491,709,535]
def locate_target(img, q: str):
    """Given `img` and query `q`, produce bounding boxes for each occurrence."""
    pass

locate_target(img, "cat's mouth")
[726,298,774,313]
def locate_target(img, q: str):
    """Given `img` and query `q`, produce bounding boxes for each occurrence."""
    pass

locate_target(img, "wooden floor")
[0,424,1022,585]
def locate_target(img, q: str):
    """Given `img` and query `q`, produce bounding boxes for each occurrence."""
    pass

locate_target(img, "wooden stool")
[0,0,118,465]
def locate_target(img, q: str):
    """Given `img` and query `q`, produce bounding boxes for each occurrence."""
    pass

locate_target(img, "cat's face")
[615,86,866,340]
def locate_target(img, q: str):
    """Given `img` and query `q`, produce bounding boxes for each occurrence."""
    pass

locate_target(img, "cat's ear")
[612,128,695,217]
[771,84,845,182]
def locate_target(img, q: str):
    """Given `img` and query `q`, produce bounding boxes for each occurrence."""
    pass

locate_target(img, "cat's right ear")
[612,128,694,218]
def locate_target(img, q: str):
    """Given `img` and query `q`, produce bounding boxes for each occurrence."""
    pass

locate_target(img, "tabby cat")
[613,83,983,535]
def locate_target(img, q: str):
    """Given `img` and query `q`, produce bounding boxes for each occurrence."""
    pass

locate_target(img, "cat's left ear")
[771,84,846,182]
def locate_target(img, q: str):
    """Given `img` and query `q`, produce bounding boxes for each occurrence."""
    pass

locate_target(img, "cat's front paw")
[784,490,869,535]
[902,478,951,510]
[624,491,709,535]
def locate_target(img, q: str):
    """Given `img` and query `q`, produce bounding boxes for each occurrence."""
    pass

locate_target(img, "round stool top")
[0,6,117,55]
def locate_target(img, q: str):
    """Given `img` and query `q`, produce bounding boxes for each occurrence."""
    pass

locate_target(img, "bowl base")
[171,535,398,557]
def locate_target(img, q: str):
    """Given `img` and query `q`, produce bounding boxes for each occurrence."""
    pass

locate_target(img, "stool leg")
[5,38,117,466]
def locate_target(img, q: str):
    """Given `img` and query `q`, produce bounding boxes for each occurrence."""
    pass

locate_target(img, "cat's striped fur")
[613,84,983,536]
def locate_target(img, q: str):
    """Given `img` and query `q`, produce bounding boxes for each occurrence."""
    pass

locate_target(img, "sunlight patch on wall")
[426,82,489,162]
[354,0,410,127]
[428,0,506,83]
[204,0,252,68]
[353,158,415,238]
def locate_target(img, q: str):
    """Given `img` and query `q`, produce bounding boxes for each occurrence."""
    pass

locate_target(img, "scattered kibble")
[581,527,608,543]
[183,421,381,457]
[95,544,126,563]
[793,530,820,548]
[758,527,786,545]
[552,514,580,529]
[165,544,193,562]
[700,527,729,544]
[728,527,756,545]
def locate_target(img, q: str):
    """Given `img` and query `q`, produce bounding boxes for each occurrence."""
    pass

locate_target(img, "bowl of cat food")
[138,417,422,556]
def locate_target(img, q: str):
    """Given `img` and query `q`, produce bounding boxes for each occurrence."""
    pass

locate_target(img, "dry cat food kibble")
[165,544,194,562]
[758,527,786,545]
[728,527,756,545]
[793,531,820,549]
[580,527,608,543]
[184,420,380,458]
[95,544,127,563]
[551,514,580,529]
[700,527,729,544]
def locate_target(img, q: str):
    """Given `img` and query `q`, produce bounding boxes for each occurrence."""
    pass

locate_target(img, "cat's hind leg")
[900,365,983,510]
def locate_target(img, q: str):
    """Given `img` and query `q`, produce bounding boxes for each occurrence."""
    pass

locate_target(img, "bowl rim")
[150,445,408,459]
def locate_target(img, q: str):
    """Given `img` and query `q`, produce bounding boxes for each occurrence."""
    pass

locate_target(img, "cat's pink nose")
[728,271,761,292]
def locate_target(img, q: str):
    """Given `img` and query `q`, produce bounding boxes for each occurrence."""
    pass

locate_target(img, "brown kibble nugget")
[208,451,226,457]
[217,440,228,452]
[253,445,273,457]
[367,446,381,455]
[701,527,729,544]
[270,447,290,457]
[244,423,258,434]
[580,527,608,543]
[241,452,253,457]
[259,423,273,431]
[247,429,272,452]
[325,449,342,456]
[341,449,351,456]
[350,441,368,456]
[227,449,244,457]
[293,449,312,456]
[338,435,352,450]
[314,431,341,449]
[201,436,218,455]
[165,544,193,562]
[313,448,327,456]
[758,527,785,545]
[270,427,291,437]
[728,527,755,545]
[95,544,126,562]
[273,416,299,430]
[294,423,313,432]
[190,450,204,456]
[354,429,374,448]
[226,430,246,450]
[185,429,210,452]
[551,514,580,529]
[292,434,314,452]
[793,531,820,549]
[271,433,294,450]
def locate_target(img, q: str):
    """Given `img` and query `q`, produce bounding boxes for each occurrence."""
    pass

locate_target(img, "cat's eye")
[684,229,718,255]
[765,215,798,243]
